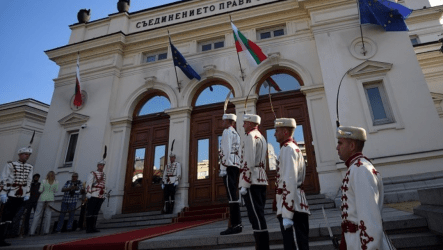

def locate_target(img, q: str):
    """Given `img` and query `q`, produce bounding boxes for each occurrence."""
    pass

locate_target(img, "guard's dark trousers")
[0,197,24,247]
[278,212,310,250]
[223,167,241,226]
[243,185,269,250]
[86,197,104,233]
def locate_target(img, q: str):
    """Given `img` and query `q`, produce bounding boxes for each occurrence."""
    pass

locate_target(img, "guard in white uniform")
[274,118,310,250]
[85,160,107,233]
[0,141,34,247]
[219,113,242,235]
[336,126,394,250]
[239,114,269,250]
[162,154,181,214]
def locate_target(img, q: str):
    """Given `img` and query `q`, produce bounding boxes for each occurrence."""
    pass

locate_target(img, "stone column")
[165,107,193,212]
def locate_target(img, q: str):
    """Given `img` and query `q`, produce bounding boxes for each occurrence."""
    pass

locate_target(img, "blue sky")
[0,0,177,105]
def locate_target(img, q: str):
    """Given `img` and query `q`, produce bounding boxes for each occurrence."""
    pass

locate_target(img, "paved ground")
[385,201,421,213]
[1,205,416,250]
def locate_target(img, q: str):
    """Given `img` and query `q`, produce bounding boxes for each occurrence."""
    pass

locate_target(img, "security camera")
[81,124,87,129]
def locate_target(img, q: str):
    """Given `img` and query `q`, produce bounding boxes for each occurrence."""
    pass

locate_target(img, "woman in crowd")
[29,171,59,236]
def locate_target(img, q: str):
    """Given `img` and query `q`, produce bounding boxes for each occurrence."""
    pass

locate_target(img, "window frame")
[363,81,395,126]
[410,35,420,45]
[144,50,168,63]
[198,38,225,52]
[256,25,287,40]
[354,73,404,133]
[63,131,79,168]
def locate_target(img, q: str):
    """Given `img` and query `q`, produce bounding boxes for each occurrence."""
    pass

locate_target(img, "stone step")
[138,209,437,250]
[99,196,335,229]
[383,170,443,204]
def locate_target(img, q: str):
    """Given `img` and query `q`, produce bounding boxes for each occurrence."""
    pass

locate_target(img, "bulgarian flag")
[231,22,281,91]
[73,53,83,107]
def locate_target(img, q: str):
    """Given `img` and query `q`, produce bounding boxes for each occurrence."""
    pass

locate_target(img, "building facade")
[0,99,48,168]
[36,0,443,217]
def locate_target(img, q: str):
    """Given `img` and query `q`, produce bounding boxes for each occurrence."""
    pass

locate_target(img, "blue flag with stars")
[170,42,201,81]
[359,0,413,31]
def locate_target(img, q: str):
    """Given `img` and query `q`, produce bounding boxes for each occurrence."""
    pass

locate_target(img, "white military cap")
[222,114,237,121]
[169,153,176,157]
[97,160,106,165]
[274,118,296,128]
[17,147,32,154]
[336,126,367,141]
[243,114,261,125]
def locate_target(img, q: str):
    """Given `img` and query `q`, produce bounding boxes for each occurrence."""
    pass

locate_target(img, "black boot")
[253,231,270,250]
[91,217,100,233]
[0,223,11,247]
[220,224,243,235]
[163,201,169,214]
[169,201,175,214]
[85,217,94,233]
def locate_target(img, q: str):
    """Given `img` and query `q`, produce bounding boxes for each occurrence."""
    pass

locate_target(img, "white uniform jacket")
[341,153,391,250]
[219,126,241,170]
[276,139,310,219]
[86,170,106,199]
[239,128,268,188]
[162,162,181,185]
[0,161,33,198]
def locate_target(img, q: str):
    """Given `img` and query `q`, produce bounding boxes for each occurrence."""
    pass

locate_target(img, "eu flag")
[359,0,413,31]
[170,42,201,81]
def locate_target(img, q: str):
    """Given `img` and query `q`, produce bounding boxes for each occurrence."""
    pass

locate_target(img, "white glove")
[23,196,30,201]
[239,187,247,196]
[161,184,165,189]
[0,194,8,203]
[86,193,92,199]
[219,170,227,177]
[283,218,293,229]
[174,182,178,187]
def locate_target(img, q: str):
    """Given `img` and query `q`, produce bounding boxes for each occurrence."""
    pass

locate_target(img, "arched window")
[137,96,171,116]
[195,85,233,106]
[258,73,301,95]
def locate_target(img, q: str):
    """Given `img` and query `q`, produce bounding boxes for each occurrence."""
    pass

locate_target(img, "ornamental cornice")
[406,6,443,24]
[58,113,90,129]
[46,33,126,66]
[110,116,132,127]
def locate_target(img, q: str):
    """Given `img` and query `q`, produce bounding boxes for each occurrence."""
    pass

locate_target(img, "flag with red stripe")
[74,53,82,107]
[231,22,281,91]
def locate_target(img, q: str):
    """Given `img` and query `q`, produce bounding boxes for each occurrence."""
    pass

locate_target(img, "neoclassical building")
[36,0,443,217]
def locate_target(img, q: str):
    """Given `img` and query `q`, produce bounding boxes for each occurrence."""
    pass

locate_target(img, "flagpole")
[356,0,367,56]
[230,16,245,82]
[168,30,182,93]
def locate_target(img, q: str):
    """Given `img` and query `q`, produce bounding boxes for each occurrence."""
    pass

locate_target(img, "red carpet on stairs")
[173,204,230,223]
[43,219,219,250]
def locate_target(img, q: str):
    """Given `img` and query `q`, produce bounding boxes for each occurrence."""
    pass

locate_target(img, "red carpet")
[43,219,219,250]
[174,204,229,223]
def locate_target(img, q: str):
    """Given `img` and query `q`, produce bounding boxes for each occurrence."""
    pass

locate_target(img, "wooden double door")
[188,91,319,207]
[122,113,170,213]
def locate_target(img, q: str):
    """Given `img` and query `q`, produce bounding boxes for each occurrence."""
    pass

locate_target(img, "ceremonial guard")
[219,113,242,235]
[0,133,34,247]
[274,118,310,250]
[162,141,181,214]
[239,114,269,250]
[336,126,394,250]
[85,147,107,233]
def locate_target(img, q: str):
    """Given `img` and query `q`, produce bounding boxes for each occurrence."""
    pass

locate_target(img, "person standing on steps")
[162,144,181,215]
[0,136,34,247]
[274,118,310,250]
[239,114,269,250]
[85,147,107,234]
[29,171,59,236]
[219,113,242,235]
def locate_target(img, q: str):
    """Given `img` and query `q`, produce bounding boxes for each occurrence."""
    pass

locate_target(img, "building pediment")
[58,113,90,128]
[348,60,393,77]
